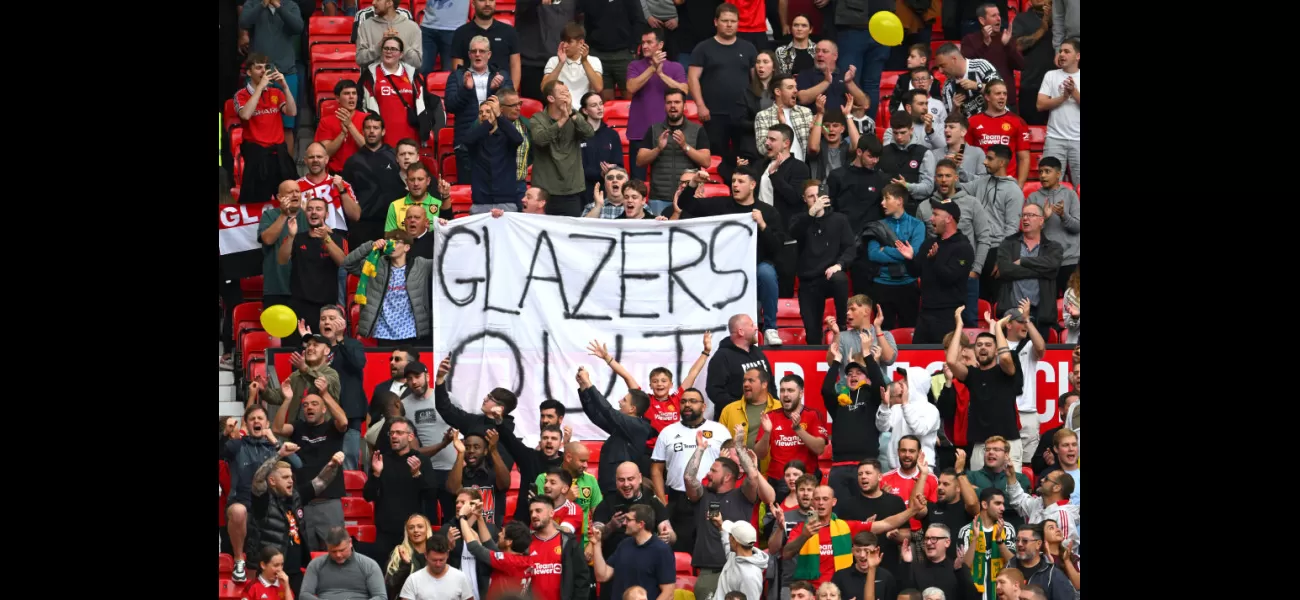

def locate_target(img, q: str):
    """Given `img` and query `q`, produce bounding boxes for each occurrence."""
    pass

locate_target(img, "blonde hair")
[984,436,1010,453]
[386,513,434,575]
[816,582,842,600]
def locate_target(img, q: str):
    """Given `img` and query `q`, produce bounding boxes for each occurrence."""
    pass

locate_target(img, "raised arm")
[682,332,713,389]
[682,430,709,502]
[737,446,776,505]
[446,433,467,493]
[866,500,923,535]
[309,451,346,499]
[946,308,970,381]
[590,527,615,582]
[992,313,1017,375]
[588,340,640,389]
[955,450,981,516]
[485,429,510,492]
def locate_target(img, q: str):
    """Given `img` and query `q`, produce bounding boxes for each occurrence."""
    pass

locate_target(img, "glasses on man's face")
[499,101,521,108]
[1021,213,1044,219]
[923,536,949,544]
[469,48,489,55]
[1015,538,1039,546]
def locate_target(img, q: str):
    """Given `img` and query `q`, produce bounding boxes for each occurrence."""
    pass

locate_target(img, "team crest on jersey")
[908,160,919,169]
[1001,123,1011,131]
[270,93,280,103]
[799,422,807,430]
[703,430,714,439]
[554,545,564,555]
[582,487,592,498]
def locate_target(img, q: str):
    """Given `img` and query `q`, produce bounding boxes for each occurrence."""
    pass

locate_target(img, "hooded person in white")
[875,367,941,472]
[711,518,768,600]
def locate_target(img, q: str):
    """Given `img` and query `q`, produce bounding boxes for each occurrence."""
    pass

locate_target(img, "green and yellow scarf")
[793,515,854,581]
[354,240,395,306]
[970,516,1006,594]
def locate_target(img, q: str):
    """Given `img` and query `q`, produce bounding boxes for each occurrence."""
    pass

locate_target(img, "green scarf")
[354,240,395,306]
[793,515,854,581]
[970,516,1006,595]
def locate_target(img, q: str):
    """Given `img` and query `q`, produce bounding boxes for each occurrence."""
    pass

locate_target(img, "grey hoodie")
[962,174,1024,242]
[1052,0,1081,51]
[916,188,995,274]
[1026,185,1080,265]
[945,143,987,183]
[356,10,423,69]
[641,0,679,20]
[239,0,304,75]
[713,527,770,600]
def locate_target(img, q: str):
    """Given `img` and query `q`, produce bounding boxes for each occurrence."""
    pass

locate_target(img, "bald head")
[276,180,303,213]
[563,442,589,475]
[278,180,300,195]
[405,204,429,236]
[615,461,643,498]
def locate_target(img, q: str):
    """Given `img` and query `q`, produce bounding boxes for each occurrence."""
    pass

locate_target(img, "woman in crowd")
[775,15,816,76]
[385,513,435,600]
[359,36,435,148]
[735,50,780,165]
[1041,519,1081,590]
[1062,266,1080,343]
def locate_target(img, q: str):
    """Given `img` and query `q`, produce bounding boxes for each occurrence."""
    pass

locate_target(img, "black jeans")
[873,281,920,329]
[979,248,1000,303]
[827,464,861,507]
[738,31,770,51]
[703,113,737,184]
[220,266,245,350]
[913,308,958,344]
[798,273,849,342]
[848,258,877,298]
[667,489,698,552]
[545,193,583,217]
[520,65,546,101]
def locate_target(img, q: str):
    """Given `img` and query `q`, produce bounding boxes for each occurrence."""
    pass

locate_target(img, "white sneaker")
[232,559,247,582]
[765,329,783,346]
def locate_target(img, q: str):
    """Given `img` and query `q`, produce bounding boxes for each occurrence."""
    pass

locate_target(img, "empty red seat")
[505,490,518,522]
[494,11,515,26]
[977,299,992,326]
[450,185,473,216]
[700,183,730,197]
[890,327,914,344]
[309,16,353,46]
[240,275,263,301]
[684,100,700,123]
[310,44,357,69]
[674,551,693,574]
[1028,125,1046,150]
[315,70,359,112]
[218,578,245,599]
[343,469,367,493]
[604,100,631,127]
[776,328,806,345]
[582,440,603,465]
[240,330,280,375]
[704,155,723,176]
[1046,328,1059,343]
[510,469,522,490]
[520,98,544,119]
[233,301,262,327]
[823,298,837,319]
[346,524,377,543]
[349,304,361,336]
[219,553,234,574]
[776,298,801,327]
[1021,466,1036,489]
[427,71,450,95]
[341,496,374,526]
[437,127,456,155]
[441,155,458,184]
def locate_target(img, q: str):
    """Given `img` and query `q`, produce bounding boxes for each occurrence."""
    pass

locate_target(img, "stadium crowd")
[219,1,1081,599]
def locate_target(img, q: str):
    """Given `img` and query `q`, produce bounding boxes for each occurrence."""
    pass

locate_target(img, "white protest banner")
[433,213,758,442]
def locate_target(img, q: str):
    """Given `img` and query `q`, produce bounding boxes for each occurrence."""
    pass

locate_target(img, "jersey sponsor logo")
[820,543,834,554]
[774,435,805,448]
[977,134,1013,146]
[252,107,282,118]
[532,561,563,575]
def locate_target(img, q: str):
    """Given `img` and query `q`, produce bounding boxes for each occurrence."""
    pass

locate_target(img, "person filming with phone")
[787,179,855,343]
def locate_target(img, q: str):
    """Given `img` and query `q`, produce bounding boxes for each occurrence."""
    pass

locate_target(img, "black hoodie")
[911,230,976,310]
[820,356,887,462]
[826,162,888,236]
[897,555,980,600]
[705,337,778,420]
[788,210,858,280]
[677,187,787,267]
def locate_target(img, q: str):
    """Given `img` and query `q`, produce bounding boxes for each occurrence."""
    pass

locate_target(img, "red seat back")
[520,98,544,119]
[604,100,631,127]
[890,327,914,344]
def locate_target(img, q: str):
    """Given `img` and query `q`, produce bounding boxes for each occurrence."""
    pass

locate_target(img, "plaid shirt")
[513,118,531,181]
[583,201,624,219]
[943,57,1001,118]
[754,103,813,159]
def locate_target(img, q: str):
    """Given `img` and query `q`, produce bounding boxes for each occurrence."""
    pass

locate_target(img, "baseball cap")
[722,520,757,547]
[844,362,869,376]
[932,200,961,223]
[302,333,331,346]
[403,361,429,377]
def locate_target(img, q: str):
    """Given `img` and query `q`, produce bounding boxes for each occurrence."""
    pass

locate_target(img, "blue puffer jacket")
[867,211,926,285]
[224,435,302,503]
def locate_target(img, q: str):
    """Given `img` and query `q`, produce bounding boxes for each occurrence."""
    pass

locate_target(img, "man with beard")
[821,345,888,505]
[343,114,407,249]
[260,333,342,425]
[247,450,344,595]
[448,430,511,527]
[385,163,446,232]
[637,89,711,209]
[965,81,1031,188]
[717,367,782,464]
[756,374,828,500]
[830,532,900,600]
[916,161,994,324]
[591,504,677,600]
[369,347,415,428]
[1004,469,1078,554]
[540,467,587,535]
[651,389,732,553]
[592,462,676,582]
[1004,525,1075,600]
[781,485,920,588]
[498,422,566,523]
[451,0,522,88]
[948,311,1024,473]
[433,356,519,475]
[257,180,311,315]
[882,437,940,533]
[835,459,913,577]
[884,90,946,155]
[906,200,976,345]
[537,441,603,547]
[896,523,980,600]
[794,41,869,113]
[277,197,345,345]
[626,29,689,182]
[933,43,1000,119]
[269,372,349,550]
[705,313,779,420]
[789,181,855,343]
[225,405,303,582]
[762,471,817,600]
[298,306,368,470]
[577,359,655,492]
[963,437,1032,529]
[405,205,434,259]
[531,495,593,600]
[876,374,942,472]
[364,415,442,578]
[298,143,361,231]
[683,430,775,600]
[956,488,1017,600]
[314,79,368,174]
[755,74,814,162]
[403,361,460,525]
[923,460,981,562]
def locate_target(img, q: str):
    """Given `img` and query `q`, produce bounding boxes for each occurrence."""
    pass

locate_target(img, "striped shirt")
[943,58,1001,118]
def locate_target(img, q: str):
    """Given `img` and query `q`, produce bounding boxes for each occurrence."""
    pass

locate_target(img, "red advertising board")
[268,346,1074,434]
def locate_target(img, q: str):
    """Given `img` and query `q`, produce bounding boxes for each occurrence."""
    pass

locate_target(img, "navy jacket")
[462,116,525,205]
[581,122,624,207]
[326,337,368,430]
[443,64,513,149]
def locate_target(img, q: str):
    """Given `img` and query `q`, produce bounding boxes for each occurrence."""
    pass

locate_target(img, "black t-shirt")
[963,361,1024,443]
[291,419,346,500]
[289,231,345,304]
[694,487,756,568]
[640,123,712,152]
[460,462,507,527]
[615,211,657,220]
[592,489,671,555]
[410,230,435,260]
[451,20,520,69]
[690,37,758,118]
[922,499,972,562]
[1010,9,1056,96]
[835,492,907,576]
[831,564,899,600]
[795,69,848,110]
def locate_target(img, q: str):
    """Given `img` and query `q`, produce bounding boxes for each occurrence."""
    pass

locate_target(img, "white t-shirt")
[651,420,733,492]
[1038,69,1080,141]
[780,107,806,162]
[759,168,775,206]
[1013,339,1039,413]
[543,55,605,110]
[926,97,948,130]
[400,565,477,600]
[403,391,457,470]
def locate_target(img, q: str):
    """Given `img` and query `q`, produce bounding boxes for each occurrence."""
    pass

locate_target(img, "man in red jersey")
[299,143,361,232]
[756,373,828,500]
[236,53,299,205]
[530,494,593,600]
[314,79,368,174]
[543,467,587,535]
[965,80,1031,187]
[882,436,939,531]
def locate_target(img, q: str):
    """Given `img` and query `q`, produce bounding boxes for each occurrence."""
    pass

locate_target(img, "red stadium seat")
[1021,181,1041,198]
[959,328,985,343]
[437,128,456,156]
[241,331,280,375]
[1026,152,1041,180]
[218,578,244,599]
[220,553,234,574]
[776,328,806,345]
[684,100,700,123]
[233,302,263,326]
[309,16,353,46]
[310,44,357,69]
[604,100,631,127]
[823,329,836,344]
[1046,328,1059,343]
[704,155,723,176]
[520,98,544,119]
[674,552,693,574]
[494,11,515,26]
[341,496,374,526]
[890,328,914,344]
[505,490,518,521]
[700,183,730,197]
[1021,466,1036,489]
[582,440,603,465]
[320,99,340,122]
[344,469,367,493]
[977,299,993,327]
[676,575,697,591]
[315,71,358,112]
[441,155,458,183]
[346,524,377,543]
[311,551,327,561]
[495,0,516,11]
[510,469,522,490]
[879,70,906,104]
[776,298,801,327]
[223,99,241,129]
[450,185,473,215]
[349,304,361,336]
[824,298,837,320]
[427,71,450,95]
[1028,126,1046,151]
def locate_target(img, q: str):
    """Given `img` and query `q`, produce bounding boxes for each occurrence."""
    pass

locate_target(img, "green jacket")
[261,364,342,425]
[527,109,594,196]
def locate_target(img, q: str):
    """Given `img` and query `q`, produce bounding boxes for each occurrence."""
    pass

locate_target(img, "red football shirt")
[965,111,1030,177]
[373,67,418,147]
[880,469,939,531]
[642,386,683,450]
[486,550,533,600]
[297,175,354,232]
[528,532,566,600]
[234,84,286,147]
[733,0,767,33]
[241,576,287,600]
[553,499,584,535]
[314,109,369,173]
[787,518,874,587]
[756,409,828,479]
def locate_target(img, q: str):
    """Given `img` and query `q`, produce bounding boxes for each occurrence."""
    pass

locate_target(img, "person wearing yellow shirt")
[384,163,451,231]
[718,367,782,474]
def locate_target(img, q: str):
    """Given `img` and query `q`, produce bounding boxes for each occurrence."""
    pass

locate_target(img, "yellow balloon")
[869,11,905,47]
[260,304,298,339]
